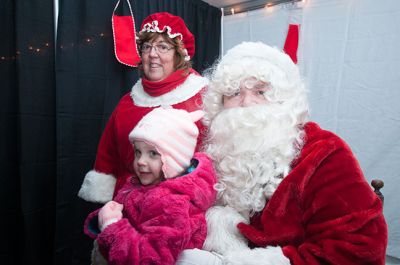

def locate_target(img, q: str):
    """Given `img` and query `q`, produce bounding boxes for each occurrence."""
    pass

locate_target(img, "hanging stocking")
[112,0,141,67]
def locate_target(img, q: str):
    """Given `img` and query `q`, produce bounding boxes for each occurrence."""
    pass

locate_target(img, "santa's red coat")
[238,122,387,264]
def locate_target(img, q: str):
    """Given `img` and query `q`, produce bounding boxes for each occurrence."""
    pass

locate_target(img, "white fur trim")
[100,218,119,231]
[203,206,250,255]
[131,74,208,107]
[224,246,290,265]
[141,20,183,39]
[78,170,116,203]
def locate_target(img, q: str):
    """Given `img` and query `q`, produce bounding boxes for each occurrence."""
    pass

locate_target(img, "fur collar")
[131,74,208,107]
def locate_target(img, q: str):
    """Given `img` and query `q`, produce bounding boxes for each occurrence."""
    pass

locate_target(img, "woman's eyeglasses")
[141,43,174,54]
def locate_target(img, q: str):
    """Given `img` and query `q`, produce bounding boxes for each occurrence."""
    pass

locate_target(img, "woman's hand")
[98,201,124,231]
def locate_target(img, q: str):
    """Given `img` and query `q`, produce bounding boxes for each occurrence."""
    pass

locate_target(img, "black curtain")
[1,0,56,264]
[1,0,220,264]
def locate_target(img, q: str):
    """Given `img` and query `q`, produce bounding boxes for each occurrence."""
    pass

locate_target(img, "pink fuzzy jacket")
[84,152,216,265]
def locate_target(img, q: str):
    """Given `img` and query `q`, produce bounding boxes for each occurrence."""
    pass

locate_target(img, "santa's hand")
[203,206,249,255]
[98,201,123,231]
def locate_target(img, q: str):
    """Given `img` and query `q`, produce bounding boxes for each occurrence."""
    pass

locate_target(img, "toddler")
[84,107,217,265]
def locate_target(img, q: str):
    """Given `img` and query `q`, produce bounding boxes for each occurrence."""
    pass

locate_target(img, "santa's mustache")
[205,104,300,156]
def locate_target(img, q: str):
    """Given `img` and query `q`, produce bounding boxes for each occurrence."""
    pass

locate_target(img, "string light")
[225,0,303,15]
[1,29,111,60]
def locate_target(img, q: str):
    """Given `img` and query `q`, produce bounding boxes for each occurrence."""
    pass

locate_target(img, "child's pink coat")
[84,152,216,265]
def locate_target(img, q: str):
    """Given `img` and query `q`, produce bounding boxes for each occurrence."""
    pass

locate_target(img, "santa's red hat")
[283,24,299,64]
[140,12,195,61]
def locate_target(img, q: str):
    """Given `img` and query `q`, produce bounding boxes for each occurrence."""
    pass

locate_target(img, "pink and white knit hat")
[129,107,204,179]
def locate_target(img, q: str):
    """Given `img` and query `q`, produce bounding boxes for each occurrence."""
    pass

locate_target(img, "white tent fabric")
[221,0,400,261]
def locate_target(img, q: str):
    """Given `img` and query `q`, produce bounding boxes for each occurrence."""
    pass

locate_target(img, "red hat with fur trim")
[140,12,195,61]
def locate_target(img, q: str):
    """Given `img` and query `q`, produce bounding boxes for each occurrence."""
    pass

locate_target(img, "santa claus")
[177,42,387,265]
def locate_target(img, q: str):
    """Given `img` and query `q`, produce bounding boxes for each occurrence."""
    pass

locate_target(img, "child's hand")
[98,201,124,231]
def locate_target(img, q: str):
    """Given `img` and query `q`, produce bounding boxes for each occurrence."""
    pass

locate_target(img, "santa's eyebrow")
[254,83,272,90]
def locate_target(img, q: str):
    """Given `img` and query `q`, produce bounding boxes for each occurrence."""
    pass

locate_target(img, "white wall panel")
[221,0,400,260]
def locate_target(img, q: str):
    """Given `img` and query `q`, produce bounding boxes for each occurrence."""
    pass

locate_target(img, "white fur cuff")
[203,206,249,255]
[78,170,116,203]
[224,246,290,265]
[100,218,119,231]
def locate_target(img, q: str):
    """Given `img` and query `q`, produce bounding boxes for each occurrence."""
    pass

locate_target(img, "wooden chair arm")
[371,179,384,204]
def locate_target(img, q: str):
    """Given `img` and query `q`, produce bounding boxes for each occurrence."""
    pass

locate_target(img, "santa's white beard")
[205,104,303,215]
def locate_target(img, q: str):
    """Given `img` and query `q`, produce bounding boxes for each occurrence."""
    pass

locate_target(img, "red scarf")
[141,68,196,97]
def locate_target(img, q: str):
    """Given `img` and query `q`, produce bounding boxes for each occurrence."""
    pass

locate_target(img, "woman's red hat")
[112,2,195,67]
[140,12,195,61]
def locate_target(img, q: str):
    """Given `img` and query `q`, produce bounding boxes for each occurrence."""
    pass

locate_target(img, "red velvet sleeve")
[282,144,387,265]
[93,109,119,176]
[78,107,120,203]
[238,123,387,265]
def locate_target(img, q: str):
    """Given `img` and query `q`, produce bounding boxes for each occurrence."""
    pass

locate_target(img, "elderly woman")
[78,12,208,203]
